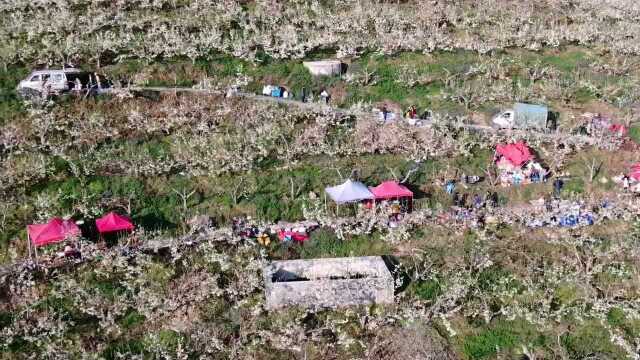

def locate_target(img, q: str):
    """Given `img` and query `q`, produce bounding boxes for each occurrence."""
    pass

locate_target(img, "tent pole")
[27,233,32,259]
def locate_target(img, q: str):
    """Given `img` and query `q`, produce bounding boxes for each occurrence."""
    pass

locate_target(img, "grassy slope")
[1,46,640,359]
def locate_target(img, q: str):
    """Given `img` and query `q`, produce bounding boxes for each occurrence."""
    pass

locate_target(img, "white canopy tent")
[325,180,374,204]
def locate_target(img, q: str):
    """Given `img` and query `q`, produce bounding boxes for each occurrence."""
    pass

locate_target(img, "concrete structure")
[303,60,343,76]
[264,256,394,309]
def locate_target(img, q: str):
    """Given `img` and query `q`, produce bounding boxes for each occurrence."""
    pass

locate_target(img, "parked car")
[492,102,556,131]
[17,68,109,99]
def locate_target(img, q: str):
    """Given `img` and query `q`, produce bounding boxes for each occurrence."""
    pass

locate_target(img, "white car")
[17,68,93,96]
[492,110,515,129]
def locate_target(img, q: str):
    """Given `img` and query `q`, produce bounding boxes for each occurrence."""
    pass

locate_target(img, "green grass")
[297,228,392,259]
[629,125,640,144]
[541,50,589,73]
[462,319,545,359]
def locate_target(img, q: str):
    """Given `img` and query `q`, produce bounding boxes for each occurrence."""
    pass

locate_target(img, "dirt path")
[121,86,605,146]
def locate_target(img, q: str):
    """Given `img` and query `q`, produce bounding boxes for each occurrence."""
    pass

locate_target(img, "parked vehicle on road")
[492,102,556,131]
[17,68,109,100]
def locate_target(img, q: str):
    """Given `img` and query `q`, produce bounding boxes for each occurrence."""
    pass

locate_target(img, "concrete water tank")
[264,256,394,309]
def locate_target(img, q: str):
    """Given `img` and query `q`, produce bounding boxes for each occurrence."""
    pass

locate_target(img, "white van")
[17,68,93,95]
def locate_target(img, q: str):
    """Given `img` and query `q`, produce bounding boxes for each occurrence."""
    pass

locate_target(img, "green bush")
[561,321,625,358]
[606,307,625,326]
[476,265,521,292]
[413,279,442,300]
[0,311,12,330]
[102,339,146,360]
[119,309,146,329]
[145,262,175,289]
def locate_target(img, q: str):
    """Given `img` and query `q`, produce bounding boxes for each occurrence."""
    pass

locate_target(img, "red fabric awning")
[27,218,80,247]
[495,141,533,167]
[96,212,134,234]
[369,181,414,199]
[630,163,640,181]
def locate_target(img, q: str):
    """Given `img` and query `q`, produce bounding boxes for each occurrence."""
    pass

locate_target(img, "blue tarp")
[271,87,282,97]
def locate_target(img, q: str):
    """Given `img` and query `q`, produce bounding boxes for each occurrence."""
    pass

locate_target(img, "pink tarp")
[629,163,640,181]
[609,124,627,136]
[496,141,533,167]
[369,181,414,199]
[28,218,80,247]
[96,212,134,234]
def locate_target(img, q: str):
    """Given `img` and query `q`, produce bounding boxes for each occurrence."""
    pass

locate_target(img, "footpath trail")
[2,193,636,279]
[124,86,601,145]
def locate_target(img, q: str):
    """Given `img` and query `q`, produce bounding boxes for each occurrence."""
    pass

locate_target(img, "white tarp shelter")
[303,60,343,76]
[325,180,374,204]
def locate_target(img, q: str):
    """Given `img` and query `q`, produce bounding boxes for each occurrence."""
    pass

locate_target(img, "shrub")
[119,309,146,329]
[102,339,146,360]
[606,307,625,327]
[463,327,518,359]
[561,321,625,358]
[413,279,442,301]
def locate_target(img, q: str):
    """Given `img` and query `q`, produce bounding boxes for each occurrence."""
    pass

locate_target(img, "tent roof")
[369,181,413,199]
[630,163,640,181]
[96,212,134,234]
[27,218,80,247]
[496,141,533,167]
[325,180,374,204]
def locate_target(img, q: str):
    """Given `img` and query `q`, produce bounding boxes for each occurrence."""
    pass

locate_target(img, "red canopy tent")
[96,212,134,234]
[369,181,414,199]
[495,141,533,167]
[369,181,414,211]
[27,218,81,248]
[629,163,640,181]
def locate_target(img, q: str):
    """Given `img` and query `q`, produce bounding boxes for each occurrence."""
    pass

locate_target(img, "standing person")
[446,180,455,194]
[382,105,389,122]
[320,89,329,104]
[491,191,499,208]
[301,88,307,102]
[452,191,460,207]
[622,175,630,192]
[461,193,469,209]
[485,190,492,208]
[553,178,564,198]
[473,193,483,209]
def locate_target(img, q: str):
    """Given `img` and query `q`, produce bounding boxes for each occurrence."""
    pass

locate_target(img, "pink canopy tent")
[369,181,414,211]
[27,218,80,248]
[609,124,627,136]
[629,163,640,181]
[369,181,414,199]
[495,141,533,167]
[96,212,134,234]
